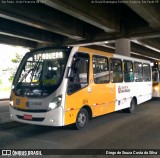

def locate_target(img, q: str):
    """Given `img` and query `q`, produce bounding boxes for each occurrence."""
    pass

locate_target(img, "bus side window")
[143,63,151,81]
[134,62,143,82]
[93,55,109,84]
[110,58,123,83]
[124,60,134,82]
[67,53,89,94]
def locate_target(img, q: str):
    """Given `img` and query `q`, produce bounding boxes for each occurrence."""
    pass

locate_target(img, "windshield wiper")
[20,68,34,83]
[30,56,42,84]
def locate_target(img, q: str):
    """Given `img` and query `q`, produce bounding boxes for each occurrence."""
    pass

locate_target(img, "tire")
[75,108,89,130]
[124,98,136,113]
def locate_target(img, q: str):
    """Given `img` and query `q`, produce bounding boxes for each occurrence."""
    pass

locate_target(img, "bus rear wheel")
[75,108,89,130]
[124,98,136,113]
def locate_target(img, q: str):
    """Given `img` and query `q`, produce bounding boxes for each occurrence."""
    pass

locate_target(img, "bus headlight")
[154,86,159,91]
[9,95,14,107]
[48,95,62,111]
[10,100,14,107]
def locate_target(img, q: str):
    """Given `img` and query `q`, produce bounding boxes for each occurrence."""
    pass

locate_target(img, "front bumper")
[9,105,64,126]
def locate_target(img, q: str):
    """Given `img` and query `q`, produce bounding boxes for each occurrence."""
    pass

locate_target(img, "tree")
[11,53,22,63]
[8,53,23,82]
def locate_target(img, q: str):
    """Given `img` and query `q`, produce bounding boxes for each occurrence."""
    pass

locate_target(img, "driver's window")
[67,52,89,94]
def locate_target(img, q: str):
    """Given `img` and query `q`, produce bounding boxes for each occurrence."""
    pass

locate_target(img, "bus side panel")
[91,83,116,117]
[115,81,152,111]
[115,83,133,111]
[64,82,116,126]
[136,82,152,104]
[64,87,91,126]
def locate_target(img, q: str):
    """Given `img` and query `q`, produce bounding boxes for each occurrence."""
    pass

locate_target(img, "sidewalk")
[0,100,11,123]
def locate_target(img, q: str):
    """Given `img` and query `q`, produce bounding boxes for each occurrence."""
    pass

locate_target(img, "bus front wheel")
[75,108,89,130]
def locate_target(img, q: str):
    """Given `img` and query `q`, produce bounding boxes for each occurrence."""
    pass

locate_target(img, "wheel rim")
[78,112,87,127]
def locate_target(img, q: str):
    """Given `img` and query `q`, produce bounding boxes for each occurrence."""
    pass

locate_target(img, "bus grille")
[14,107,47,113]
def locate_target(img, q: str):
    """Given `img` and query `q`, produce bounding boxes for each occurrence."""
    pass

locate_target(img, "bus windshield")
[152,69,159,83]
[13,47,71,97]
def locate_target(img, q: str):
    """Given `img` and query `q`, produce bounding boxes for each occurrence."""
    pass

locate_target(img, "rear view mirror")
[66,67,75,80]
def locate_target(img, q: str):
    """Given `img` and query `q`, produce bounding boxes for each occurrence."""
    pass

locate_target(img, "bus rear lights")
[154,87,159,91]
[10,100,14,107]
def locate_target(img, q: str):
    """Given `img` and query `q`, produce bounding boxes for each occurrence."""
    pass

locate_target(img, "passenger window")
[110,58,123,83]
[143,63,151,81]
[93,56,109,84]
[124,60,134,82]
[134,62,143,82]
[67,53,89,94]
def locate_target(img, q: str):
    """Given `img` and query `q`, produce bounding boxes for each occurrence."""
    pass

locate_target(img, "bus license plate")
[24,114,32,120]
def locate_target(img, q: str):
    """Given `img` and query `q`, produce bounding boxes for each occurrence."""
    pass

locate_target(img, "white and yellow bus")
[152,63,160,98]
[10,46,152,129]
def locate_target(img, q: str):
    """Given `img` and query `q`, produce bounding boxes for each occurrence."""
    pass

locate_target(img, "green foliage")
[9,53,23,82]
[9,75,14,82]
[11,53,22,63]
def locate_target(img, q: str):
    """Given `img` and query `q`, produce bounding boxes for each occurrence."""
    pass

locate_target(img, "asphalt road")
[0,100,9,113]
[0,100,10,123]
[0,99,160,158]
